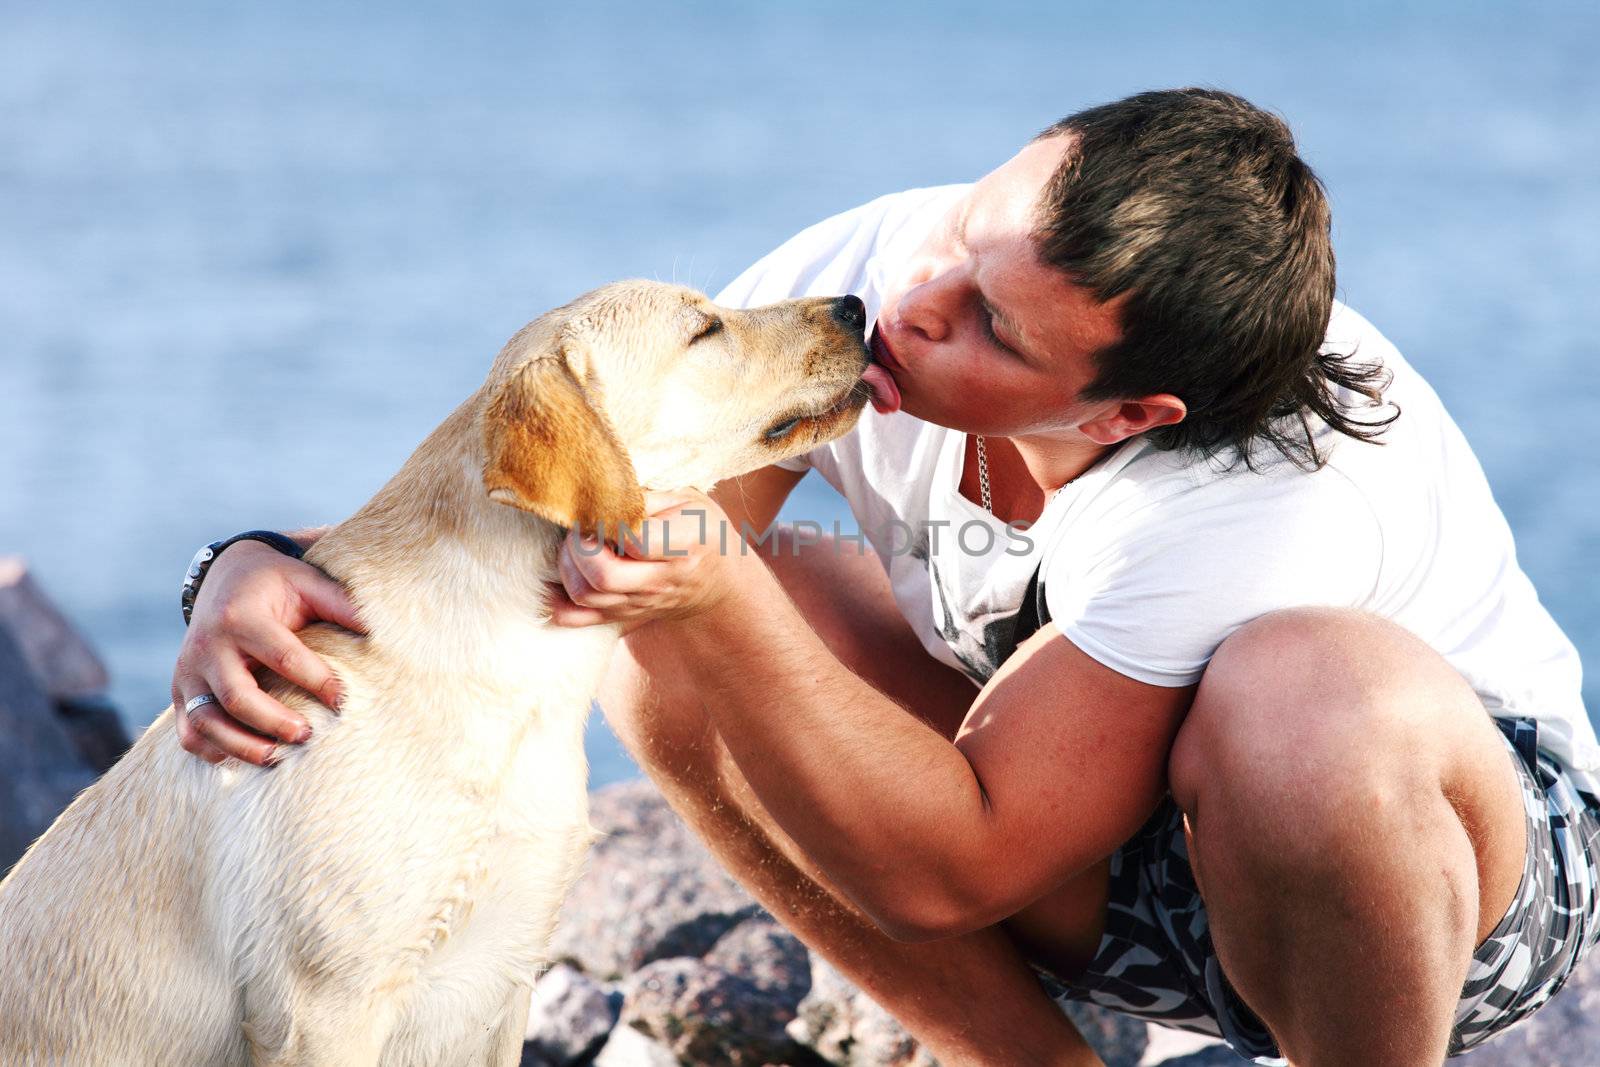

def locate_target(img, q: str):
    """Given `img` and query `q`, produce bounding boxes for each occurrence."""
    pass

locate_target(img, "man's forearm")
[645,550,996,937]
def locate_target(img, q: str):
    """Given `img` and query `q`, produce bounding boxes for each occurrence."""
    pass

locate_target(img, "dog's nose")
[831,295,867,333]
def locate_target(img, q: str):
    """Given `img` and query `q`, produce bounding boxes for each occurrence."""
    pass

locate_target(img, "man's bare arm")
[649,548,1195,941]
[708,463,807,543]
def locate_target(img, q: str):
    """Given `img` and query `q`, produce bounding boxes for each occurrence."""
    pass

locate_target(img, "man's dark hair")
[1035,88,1396,470]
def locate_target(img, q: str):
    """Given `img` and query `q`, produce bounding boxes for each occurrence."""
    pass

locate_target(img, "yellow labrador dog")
[0,281,874,1066]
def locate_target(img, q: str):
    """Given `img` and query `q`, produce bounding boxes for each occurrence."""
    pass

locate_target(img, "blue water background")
[2,2,1596,786]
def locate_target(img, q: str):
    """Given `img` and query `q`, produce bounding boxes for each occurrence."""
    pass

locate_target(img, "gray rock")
[789,956,1145,1067]
[524,962,622,1065]
[1140,1024,1233,1065]
[549,780,763,979]
[1055,1000,1149,1067]
[0,558,109,701]
[703,914,812,1005]
[555,780,1146,1067]
[54,693,131,774]
[1451,952,1600,1066]
[0,559,127,778]
[591,1023,682,1067]
[0,624,96,874]
[519,1045,555,1067]
[620,956,819,1067]
[787,956,936,1067]
[1152,1046,1251,1066]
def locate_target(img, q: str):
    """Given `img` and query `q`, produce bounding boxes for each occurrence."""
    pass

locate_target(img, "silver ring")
[184,693,219,718]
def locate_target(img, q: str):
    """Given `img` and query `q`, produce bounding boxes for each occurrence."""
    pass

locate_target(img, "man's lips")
[863,326,904,415]
[870,324,905,373]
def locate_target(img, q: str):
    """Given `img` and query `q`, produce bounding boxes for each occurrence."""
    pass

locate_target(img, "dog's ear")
[482,350,646,537]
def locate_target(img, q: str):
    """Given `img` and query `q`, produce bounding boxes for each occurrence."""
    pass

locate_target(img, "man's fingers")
[243,625,344,714]
[172,681,232,764]
[629,490,723,559]
[560,541,612,606]
[203,656,312,744]
[543,578,614,629]
[643,490,698,516]
[546,596,613,629]
[618,511,719,562]
[560,550,627,607]
[192,739,232,764]
[567,531,673,592]
[181,721,233,764]
[186,705,282,767]
[293,571,367,635]
[549,603,612,628]
[177,662,281,766]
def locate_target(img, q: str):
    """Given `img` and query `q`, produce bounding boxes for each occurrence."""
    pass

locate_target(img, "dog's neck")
[301,396,618,687]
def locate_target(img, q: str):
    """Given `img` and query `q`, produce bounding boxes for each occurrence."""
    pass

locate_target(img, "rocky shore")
[1,559,1595,1065]
[531,778,1159,1067]
[536,780,1600,1067]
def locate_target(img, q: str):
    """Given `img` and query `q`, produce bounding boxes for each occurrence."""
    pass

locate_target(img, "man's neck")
[964,432,1119,525]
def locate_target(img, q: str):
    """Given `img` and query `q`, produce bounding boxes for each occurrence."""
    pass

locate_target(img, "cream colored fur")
[0,281,870,1066]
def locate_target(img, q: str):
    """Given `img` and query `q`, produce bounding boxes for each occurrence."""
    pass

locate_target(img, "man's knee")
[1168,607,1482,835]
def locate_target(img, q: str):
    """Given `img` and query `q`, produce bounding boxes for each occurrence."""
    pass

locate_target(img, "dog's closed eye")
[690,316,724,344]
[763,416,800,440]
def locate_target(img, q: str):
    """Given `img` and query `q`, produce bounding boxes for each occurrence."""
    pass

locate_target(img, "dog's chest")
[436,701,593,932]
[382,705,595,1060]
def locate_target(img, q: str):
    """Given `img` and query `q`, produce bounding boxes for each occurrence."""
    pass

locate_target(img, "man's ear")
[1081,394,1188,446]
[482,349,646,537]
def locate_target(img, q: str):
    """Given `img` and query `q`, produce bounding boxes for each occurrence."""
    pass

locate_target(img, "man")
[174,90,1599,1066]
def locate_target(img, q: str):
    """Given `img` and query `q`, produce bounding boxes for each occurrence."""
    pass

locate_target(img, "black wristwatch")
[180,530,306,626]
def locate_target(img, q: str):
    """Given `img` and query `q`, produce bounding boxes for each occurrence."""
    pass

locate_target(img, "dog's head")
[480,280,871,536]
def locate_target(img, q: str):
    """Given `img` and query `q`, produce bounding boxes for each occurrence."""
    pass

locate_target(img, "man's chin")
[859,367,947,427]
[882,392,941,427]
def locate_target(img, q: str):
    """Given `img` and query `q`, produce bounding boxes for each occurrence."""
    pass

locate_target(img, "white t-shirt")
[715,184,1599,789]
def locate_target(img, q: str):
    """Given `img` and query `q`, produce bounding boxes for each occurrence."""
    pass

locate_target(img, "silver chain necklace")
[975,434,1090,516]
[974,434,993,512]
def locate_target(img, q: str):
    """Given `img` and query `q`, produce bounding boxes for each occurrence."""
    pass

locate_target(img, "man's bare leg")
[1168,608,1528,1067]
[598,530,1105,1067]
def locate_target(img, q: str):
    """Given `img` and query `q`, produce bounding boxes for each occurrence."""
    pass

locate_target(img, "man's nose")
[831,295,866,333]
[895,267,955,343]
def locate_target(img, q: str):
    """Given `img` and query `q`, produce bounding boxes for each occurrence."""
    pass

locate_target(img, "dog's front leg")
[474,984,533,1067]
[244,985,405,1067]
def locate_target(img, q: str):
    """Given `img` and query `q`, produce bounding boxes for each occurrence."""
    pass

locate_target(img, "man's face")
[870,135,1126,439]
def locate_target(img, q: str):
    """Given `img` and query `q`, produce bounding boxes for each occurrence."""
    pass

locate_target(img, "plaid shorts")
[1032,715,1600,1064]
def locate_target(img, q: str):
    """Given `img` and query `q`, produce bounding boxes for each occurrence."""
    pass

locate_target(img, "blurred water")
[1,1,1596,786]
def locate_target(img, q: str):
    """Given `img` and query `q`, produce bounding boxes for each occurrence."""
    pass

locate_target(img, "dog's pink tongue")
[862,364,902,415]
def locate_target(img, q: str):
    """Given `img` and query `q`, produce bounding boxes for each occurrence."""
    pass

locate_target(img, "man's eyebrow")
[960,203,1042,362]
[954,204,971,248]
[981,292,1038,362]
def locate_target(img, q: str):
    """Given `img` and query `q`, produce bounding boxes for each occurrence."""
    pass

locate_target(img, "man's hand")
[172,539,365,766]
[547,490,744,632]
